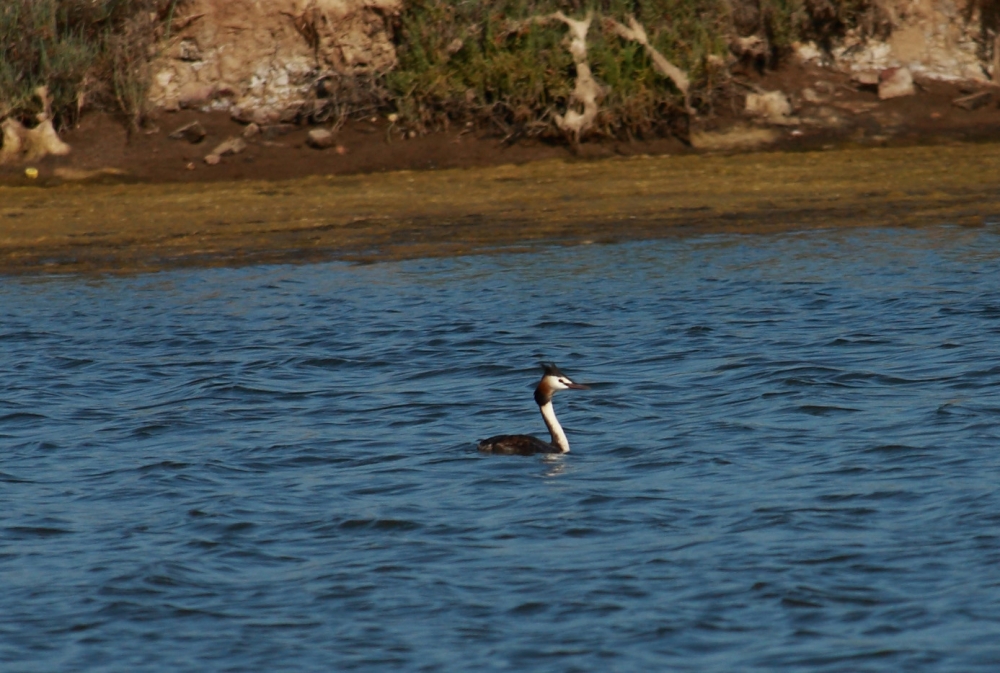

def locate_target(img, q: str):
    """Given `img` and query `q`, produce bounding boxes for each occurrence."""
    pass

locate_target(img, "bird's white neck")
[539,401,570,453]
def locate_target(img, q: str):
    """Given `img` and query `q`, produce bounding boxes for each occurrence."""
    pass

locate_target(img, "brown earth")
[2,64,1000,186]
[0,107,687,186]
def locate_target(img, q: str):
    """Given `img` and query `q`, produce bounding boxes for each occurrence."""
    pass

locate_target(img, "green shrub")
[386,0,736,137]
[0,0,167,127]
[386,0,902,137]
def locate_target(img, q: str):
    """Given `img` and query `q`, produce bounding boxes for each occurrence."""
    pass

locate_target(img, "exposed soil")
[4,63,1000,187]
[0,108,691,186]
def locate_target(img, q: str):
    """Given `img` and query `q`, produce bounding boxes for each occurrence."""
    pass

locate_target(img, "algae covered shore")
[2,143,998,276]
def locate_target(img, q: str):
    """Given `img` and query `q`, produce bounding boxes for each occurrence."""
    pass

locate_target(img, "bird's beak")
[567,382,590,390]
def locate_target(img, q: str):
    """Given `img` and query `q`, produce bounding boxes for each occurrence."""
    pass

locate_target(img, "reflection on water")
[3,225,1000,670]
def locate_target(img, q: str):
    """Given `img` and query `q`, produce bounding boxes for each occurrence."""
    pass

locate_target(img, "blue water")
[3,226,1000,671]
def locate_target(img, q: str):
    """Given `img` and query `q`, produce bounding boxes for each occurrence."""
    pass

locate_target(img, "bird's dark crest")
[540,362,564,377]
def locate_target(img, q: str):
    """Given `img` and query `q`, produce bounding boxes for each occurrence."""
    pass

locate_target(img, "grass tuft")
[0,0,165,128]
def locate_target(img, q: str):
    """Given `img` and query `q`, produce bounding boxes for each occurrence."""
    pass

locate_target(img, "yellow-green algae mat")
[2,143,999,274]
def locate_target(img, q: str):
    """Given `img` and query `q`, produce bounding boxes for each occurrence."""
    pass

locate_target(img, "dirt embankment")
[1,54,998,187]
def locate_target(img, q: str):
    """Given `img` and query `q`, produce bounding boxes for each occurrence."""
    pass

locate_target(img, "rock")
[178,39,202,62]
[852,71,881,87]
[745,90,797,125]
[204,136,246,164]
[825,3,986,84]
[306,128,336,149]
[279,103,303,124]
[690,125,779,151]
[878,67,915,100]
[147,0,403,119]
[242,122,260,139]
[732,35,768,62]
[167,121,207,143]
[0,119,25,164]
[231,106,280,126]
[1,87,71,164]
[229,107,251,124]
[746,90,791,117]
[52,167,126,181]
[178,83,216,109]
[215,137,247,156]
[952,90,992,111]
[801,87,823,104]
[25,118,71,161]
[794,41,823,64]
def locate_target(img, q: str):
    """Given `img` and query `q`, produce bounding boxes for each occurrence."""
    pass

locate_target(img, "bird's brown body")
[477,433,563,456]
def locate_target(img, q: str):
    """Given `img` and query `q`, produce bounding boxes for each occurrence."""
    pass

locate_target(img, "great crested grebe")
[477,363,590,456]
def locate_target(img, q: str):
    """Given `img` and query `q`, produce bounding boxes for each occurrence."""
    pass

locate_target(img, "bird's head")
[535,362,589,405]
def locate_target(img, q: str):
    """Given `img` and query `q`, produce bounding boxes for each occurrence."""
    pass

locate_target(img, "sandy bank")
[2,142,999,276]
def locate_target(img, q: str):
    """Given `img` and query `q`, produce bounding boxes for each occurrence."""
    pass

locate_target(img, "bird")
[477,363,590,455]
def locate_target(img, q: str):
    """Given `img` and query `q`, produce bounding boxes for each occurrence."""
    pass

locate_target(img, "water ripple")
[2,226,1000,670]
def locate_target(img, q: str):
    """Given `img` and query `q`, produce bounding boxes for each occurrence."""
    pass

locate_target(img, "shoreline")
[3,142,999,276]
[6,63,1000,187]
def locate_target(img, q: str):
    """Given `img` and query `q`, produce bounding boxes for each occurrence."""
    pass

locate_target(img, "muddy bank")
[5,56,1000,187]
[2,142,999,275]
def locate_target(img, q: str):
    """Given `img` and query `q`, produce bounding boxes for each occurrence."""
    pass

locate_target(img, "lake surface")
[3,225,1000,671]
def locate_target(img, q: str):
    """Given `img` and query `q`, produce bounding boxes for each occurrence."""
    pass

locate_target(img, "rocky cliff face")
[799,0,987,82]
[148,0,401,122]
